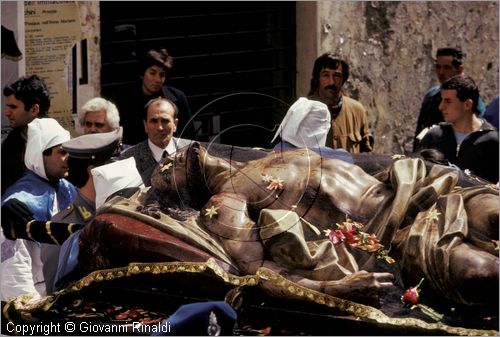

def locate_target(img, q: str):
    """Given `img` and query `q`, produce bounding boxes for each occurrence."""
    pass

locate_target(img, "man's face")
[144,101,178,148]
[142,65,166,95]
[83,110,112,134]
[4,95,38,128]
[44,145,70,181]
[317,65,344,105]
[438,89,471,124]
[435,55,463,84]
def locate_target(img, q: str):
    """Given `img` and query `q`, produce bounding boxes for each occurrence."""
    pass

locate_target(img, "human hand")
[1,198,34,240]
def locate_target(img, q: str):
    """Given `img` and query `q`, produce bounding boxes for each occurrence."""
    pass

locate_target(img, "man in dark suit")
[118,97,191,186]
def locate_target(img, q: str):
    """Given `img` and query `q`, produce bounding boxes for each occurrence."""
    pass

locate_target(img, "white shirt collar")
[148,138,177,162]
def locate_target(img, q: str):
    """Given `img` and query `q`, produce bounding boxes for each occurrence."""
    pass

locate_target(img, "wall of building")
[76,1,101,111]
[3,2,498,151]
[1,1,100,134]
[297,1,499,154]
[1,2,25,137]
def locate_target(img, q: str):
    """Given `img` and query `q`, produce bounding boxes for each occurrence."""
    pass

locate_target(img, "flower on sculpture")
[324,229,345,244]
[425,208,441,224]
[161,162,173,172]
[261,172,284,190]
[352,232,383,253]
[325,218,395,264]
[204,206,219,219]
[261,173,273,183]
[267,178,284,191]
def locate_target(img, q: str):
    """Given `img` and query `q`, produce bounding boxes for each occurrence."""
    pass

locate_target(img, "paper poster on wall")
[24,1,81,131]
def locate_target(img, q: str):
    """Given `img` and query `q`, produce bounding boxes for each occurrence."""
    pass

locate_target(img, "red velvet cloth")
[78,213,230,272]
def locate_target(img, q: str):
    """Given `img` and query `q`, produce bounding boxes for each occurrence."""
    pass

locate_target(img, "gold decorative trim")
[45,221,59,245]
[256,267,497,336]
[65,258,257,293]
[26,219,35,241]
[3,260,497,335]
[67,223,76,234]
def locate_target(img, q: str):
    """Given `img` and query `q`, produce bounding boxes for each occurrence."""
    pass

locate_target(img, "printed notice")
[24,1,81,130]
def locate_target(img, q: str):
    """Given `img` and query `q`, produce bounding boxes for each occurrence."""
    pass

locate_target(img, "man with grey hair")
[77,97,120,134]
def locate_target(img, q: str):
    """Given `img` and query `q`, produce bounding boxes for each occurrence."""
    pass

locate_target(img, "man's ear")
[173,118,178,132]
[458,64,465,74]
[30,103,40,118]
[143,120,148,133]
[464,98,474,111]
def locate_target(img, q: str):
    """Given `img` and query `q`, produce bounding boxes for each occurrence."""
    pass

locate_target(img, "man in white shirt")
[118,97,191,185]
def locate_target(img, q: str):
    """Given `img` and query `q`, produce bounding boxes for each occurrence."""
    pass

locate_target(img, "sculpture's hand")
[321,271,395,306]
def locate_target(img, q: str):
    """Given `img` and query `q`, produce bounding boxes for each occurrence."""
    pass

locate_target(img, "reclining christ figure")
[74,142,498,307]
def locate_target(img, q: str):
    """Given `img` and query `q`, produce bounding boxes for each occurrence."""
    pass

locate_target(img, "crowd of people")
[0,46,498,304]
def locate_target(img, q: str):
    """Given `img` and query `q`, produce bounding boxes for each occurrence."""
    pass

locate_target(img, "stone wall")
[316,1,498,154]
[76,1,101,111]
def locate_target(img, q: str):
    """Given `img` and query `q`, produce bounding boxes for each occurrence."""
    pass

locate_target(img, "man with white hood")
[1,118,76,301]
[1,128,144,294]
[272,97,353,163]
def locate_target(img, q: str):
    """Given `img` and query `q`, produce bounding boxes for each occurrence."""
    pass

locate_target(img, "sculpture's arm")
[200,192,396,306]
[260,260,394,306]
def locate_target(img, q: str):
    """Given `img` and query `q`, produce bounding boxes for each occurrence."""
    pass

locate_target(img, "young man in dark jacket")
[413,47,486,151]
[417,74,498,183]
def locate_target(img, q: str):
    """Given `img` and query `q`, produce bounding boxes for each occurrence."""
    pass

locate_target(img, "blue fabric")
[1,170,76,278]
[273,141,354,164]
[152,301,237,336]
[426,85,441,98]
[53,230,81,291]
[2,171,76,220]
[483,96,499,130]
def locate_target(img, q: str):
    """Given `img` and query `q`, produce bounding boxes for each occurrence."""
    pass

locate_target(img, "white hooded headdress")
[25,118,71,180]
[91,157,144,209]
[271,97,331,148]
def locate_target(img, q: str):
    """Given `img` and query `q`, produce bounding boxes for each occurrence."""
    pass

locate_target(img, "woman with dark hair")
[115,48,195,145]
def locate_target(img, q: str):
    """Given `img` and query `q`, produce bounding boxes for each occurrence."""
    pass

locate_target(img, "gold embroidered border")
[67,223,76,234]
[2,259,257,327]
[25,219,35,241]
[3,259,497,335]
[256,267,497,336]
[65,258,258,292]
[45,221,59,245]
